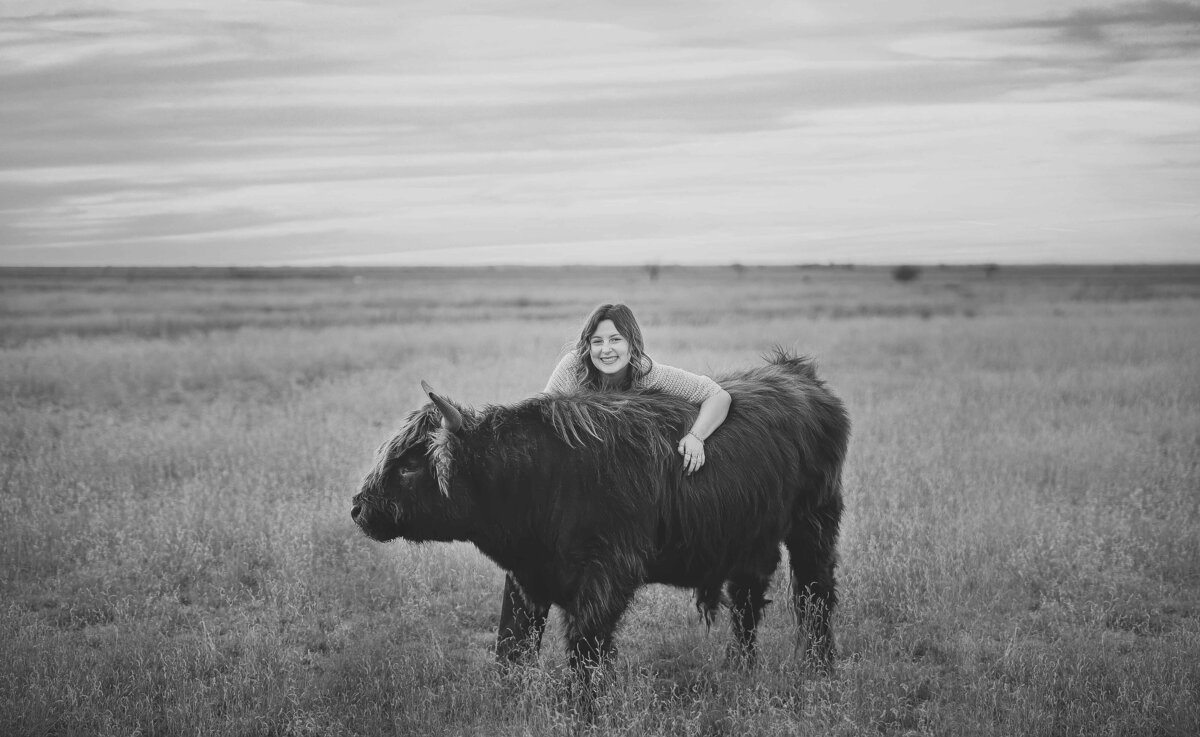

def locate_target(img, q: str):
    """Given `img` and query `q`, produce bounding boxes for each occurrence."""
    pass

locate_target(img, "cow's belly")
[644,544,780,588]
[645,568,716,589]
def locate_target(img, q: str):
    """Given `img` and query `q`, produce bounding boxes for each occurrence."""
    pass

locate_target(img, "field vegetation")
[2,264,1198,736]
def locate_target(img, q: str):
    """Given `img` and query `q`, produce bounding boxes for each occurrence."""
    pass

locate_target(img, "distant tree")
[984,263,999,279]
[646,264,660,282]
[892,265,921,283]
[731,262,746,278]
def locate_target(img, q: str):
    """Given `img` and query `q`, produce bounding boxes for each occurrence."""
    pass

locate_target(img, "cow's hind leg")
[785,496,842,670]
[694,583,727,629]
[496,573,550,665]
[725,545,779,666]
[725,572,772,666]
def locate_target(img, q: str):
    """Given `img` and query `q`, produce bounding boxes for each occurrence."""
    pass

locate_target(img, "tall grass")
[1,265,1198,736]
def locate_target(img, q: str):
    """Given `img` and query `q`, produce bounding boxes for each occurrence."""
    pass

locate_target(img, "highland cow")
[351,351,849,673]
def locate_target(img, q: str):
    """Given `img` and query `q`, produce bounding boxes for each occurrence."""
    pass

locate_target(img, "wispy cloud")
[2,0,1198,265]
[1001,0,1200,52]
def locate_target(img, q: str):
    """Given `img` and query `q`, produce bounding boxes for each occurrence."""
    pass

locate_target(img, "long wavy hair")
[570,303,653,391]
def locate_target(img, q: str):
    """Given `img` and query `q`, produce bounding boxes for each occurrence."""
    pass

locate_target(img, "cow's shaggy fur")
[352,350,849,673]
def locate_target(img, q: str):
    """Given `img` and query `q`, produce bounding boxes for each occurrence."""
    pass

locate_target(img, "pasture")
[2,264,1198,736]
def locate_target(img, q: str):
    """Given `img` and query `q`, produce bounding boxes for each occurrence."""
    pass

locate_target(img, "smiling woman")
[542,304,732,471]
[544,303,731,426]
[559,303,649,392]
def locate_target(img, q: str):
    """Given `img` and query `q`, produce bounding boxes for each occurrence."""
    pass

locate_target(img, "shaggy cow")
[351,351,849,672]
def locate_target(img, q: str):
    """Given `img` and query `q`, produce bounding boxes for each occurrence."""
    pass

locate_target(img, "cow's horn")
[420,380,463,432]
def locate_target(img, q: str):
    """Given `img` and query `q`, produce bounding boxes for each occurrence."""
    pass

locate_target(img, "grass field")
[2,264,1198,736]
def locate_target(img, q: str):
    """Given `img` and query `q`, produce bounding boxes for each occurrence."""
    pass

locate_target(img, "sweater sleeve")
[543,353,579,395]
[640,361,722,405]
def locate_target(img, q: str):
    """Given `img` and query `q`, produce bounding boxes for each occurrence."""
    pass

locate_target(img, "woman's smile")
[589,319,631,376]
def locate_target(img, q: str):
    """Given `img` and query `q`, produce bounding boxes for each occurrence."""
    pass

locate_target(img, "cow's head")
[351,381,474,543]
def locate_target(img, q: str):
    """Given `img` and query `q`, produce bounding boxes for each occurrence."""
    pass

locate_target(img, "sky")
[1,0,1198,266]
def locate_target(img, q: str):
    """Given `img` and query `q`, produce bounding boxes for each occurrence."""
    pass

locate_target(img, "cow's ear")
[421,380,463,433]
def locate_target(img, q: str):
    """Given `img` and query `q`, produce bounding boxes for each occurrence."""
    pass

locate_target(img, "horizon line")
[4,261,1200,273]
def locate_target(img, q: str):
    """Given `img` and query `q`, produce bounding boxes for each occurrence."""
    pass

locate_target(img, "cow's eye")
[398,455,424,474]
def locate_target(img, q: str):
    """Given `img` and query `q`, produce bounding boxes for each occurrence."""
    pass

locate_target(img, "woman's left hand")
[678,432,706,475]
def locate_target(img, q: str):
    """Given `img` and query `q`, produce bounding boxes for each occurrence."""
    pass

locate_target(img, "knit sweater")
[543,353,722,405]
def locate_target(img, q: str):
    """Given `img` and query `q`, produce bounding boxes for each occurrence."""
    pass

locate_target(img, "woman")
[497,303,732,661]
[543,303,731,473]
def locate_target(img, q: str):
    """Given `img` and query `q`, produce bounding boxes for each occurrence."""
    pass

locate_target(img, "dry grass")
[2,264,1198,736]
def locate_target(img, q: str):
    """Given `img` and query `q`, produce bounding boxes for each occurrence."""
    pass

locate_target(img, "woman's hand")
[678,431,706,475]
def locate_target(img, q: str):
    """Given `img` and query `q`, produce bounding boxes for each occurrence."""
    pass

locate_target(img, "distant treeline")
[3,263,1199,283]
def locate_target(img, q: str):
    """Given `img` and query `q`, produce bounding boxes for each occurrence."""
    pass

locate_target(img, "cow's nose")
[350,505,362,522]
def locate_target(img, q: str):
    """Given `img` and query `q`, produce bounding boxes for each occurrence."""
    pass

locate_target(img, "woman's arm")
[689,388,732,441]
[543,353,577,395]
[644,362,731,475]
[678,388,731,475]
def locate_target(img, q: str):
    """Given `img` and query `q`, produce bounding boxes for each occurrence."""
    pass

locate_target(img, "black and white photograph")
[2,1,1198,734]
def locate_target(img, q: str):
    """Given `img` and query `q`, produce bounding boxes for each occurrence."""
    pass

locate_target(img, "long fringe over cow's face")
[350,394,473,543]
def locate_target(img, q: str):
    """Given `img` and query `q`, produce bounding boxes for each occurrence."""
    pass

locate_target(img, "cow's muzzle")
[350,495,403,541]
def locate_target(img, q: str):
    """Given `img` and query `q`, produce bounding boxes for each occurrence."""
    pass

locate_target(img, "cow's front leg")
[563,566,639,677]
[496,572,550,664]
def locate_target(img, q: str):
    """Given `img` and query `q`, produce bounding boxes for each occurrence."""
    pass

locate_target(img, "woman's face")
[589,319,632,377]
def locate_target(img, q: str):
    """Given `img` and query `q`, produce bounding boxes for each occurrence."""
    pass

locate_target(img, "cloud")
[995,0,1200,59]
[1,0,1198,265]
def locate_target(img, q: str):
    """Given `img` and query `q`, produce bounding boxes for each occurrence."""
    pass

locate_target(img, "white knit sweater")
[542,354,722,405]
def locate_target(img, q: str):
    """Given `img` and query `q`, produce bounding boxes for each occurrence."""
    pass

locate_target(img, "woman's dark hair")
[571,303,652,390]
